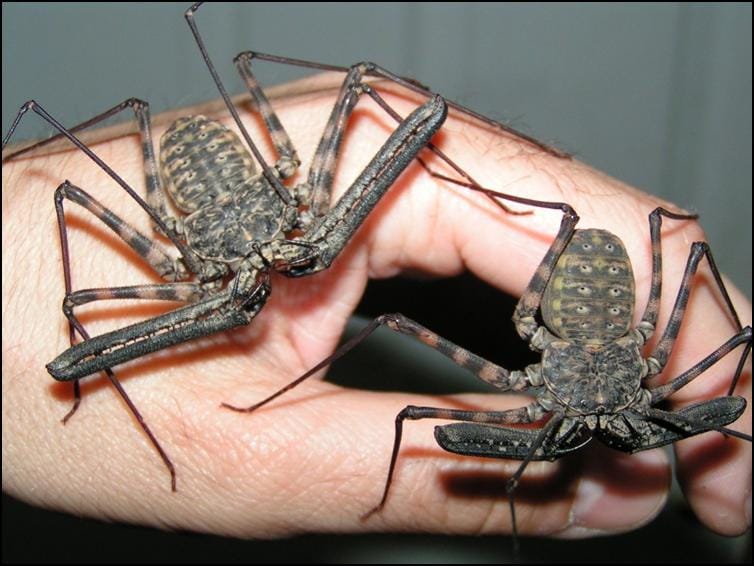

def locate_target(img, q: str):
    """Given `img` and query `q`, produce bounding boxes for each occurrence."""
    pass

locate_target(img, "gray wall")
[3,3,751,298]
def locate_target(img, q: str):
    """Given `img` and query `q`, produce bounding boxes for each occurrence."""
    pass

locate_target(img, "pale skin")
[2,75,751,540]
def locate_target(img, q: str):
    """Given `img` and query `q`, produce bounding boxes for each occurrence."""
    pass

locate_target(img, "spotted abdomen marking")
[541,229,635,345]
[160,115,257,213]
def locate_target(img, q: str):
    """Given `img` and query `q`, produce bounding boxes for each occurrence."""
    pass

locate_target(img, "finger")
[555,445,670,538]
[670,283,752,535]
[642,241,752,536]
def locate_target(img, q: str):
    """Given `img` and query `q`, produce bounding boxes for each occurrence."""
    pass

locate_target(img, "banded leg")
[371,314,533,392]
[223,311,537,413]
[649,327,752,403]
[236,54,436,220]
[241,60,401,219]
[56,181,189,281]
[234,51,300,179]
[234,52,536,217]
[512,205,581,342]
[636,207,699,336]
[2,100,203,275]
[237,53,408,217]
[362,402,548,520]
[640,218,750,394]
[303,64,382,217]
[52,183,197,490]
[66,283,205,312]
[228,50,569,158]
[7,99,177,240]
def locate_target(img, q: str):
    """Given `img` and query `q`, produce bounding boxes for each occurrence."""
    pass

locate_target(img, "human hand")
[2,75,750,540]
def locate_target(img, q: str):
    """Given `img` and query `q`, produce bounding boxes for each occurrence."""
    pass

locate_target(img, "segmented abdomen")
[541,229,635,345]
[159,115,257,213]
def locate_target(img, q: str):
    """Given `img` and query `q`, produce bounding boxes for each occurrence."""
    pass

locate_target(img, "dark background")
[2,3,751,563]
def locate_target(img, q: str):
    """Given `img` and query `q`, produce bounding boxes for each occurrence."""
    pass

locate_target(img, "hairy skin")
[2,76,751,539]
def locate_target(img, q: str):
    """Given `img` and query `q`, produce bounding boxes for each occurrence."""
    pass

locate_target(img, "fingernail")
[566,448,669,536]
[558,476,610,538]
